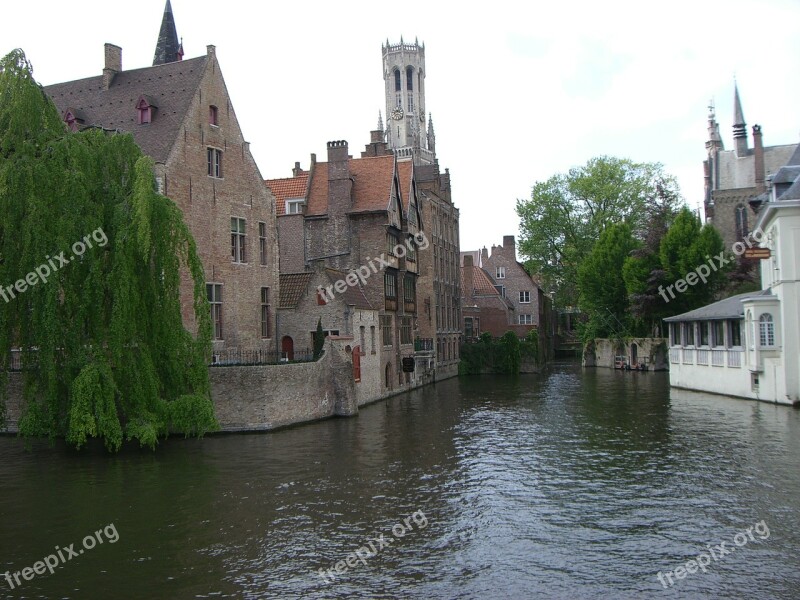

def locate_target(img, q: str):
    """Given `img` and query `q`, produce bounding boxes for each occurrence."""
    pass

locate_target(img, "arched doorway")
[385,363,393,390]
[281,336,294,361]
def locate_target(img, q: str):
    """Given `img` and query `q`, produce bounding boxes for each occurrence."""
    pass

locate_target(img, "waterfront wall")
[0,338,459,435]
[583,338,669,371]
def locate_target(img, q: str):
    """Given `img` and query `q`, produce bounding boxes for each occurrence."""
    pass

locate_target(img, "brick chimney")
[463,255,474,298]
[292,161,304,177]
[103,43,122,90]
[753,125,765,194]
[503,235,516,251]
[327,140,352,215]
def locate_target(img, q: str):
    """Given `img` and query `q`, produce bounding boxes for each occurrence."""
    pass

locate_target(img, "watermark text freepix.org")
[317,231,429,303]
[4,522,119,590]
[656,519,770,589]
[658,227,765,304]
[316,509,428,583]
[0,227,108,304]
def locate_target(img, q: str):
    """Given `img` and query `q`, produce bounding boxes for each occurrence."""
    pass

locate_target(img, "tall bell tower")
[382,38,435,164]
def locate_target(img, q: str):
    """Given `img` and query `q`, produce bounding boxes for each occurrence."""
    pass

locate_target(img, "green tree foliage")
[516,156,680,308]
[0,50,217,450]
[458,331,526,375]
[657,207,727,315]
[578,223,640,340]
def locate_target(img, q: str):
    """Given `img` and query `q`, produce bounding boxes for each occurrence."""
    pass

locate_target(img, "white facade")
[666,170,800,406]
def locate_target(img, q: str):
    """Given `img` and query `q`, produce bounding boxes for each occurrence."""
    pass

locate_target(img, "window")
[759,314,775,347]
[406,237,417,262]
[729,320,741,347]
[209,105,219,126]
[518,314,533,325]
[286,199,305,215]
[735,204,748,240]
[496,266,506,279]
[406,67,414,90]
[404,274,416,303]
[381,315,392,346]
[260,287,271,338]
[712,321,725,347]
[386,231,400,255]
[684,322,695,346]
[494,285,506,298]
[384,271,397,299]
[394,69,402,92]
[207,148,223,178]
[370,326,376,354]
[407,92,414,113]
[231,217,246,263]
[259,222,267,266]
[207,284,223,340]
[519,290,531,303]
[699,321,709,346]
[400,316,412,345]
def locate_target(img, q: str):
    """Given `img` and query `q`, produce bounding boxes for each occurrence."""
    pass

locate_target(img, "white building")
[666,156,800,406]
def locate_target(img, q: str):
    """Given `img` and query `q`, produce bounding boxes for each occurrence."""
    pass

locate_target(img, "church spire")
[377,111,384,132]
[732,81,748,156]
[153,0,181,66]
[427,113,436,155]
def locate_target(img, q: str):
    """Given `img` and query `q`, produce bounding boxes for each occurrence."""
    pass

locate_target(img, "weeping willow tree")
[0,49,217,450]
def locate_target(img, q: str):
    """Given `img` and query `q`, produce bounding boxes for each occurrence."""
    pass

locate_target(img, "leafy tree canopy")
[0,49,217,450]
[516,156,681,308]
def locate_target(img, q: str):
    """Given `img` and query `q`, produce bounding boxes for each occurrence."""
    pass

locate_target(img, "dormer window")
[285,198,305,214]
[135,95,157,125]
[209,105,219,126]
[62,108,84,132]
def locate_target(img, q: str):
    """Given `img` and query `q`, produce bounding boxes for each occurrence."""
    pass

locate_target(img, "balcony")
[669,346,743,369]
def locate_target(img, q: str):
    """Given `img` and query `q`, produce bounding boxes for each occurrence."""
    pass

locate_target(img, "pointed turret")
[377,111,384,132]
[427,113,436,155]
[153,0,181,66]
[705,99,723,152]
[733,81,748,156]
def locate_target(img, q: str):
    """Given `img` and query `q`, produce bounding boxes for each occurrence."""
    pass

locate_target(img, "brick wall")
[481,236,541,328]
[277,214,305,273]
[163,49,279,351]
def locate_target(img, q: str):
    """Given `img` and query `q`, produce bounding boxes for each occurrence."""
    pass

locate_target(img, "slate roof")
[663,290,773,322]
[266,175,309,216]
[279,273,314,308]
[306,155,396,216]
[324,269,373,309]
[44,55,208,163]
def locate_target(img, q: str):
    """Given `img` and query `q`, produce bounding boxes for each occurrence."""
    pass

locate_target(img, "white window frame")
[285,198,305,215]
[496,266,506,279]
[519,290,531,303]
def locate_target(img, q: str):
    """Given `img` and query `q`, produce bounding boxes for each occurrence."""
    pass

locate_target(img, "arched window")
[406,67,414,112]
[759,314,775,347]
[393,69,402,107]
[735,204,748,240]
[136,96,156,125]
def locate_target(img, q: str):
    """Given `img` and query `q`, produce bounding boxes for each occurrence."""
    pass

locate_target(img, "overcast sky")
[4,0,799,253]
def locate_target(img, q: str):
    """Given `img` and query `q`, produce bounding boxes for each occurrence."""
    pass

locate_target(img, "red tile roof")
[461,265,501,296]
[279,273,314,308]
[397,160,414,211]
[266,175,309,216]
[305,155,397,216]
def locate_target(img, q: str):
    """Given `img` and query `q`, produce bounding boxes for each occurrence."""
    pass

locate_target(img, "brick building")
[704,84,798,251]
[460,255,514,339]
[267,140,433,393]
[44,1,279,354]
[461,237,555,357]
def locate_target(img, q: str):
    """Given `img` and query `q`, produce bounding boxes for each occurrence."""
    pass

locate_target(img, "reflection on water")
[1,362,799,599]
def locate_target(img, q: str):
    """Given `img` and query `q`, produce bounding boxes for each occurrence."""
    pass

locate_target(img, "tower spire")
[732,81,748,156]
[153,0,181,66]
[427,113,436,155]
[377,111,384,132]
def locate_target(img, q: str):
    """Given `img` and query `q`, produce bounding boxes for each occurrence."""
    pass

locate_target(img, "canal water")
[1,362,799,599]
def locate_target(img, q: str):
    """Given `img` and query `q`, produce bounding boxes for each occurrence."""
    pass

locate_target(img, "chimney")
[103,43,122,90]
[753,125,765,194]
[463,255,474,297]
[207,44,216,58]
[327,140,352,214]
[503,235,516,252]
[292,161,303,177]
[480,246,489,265]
